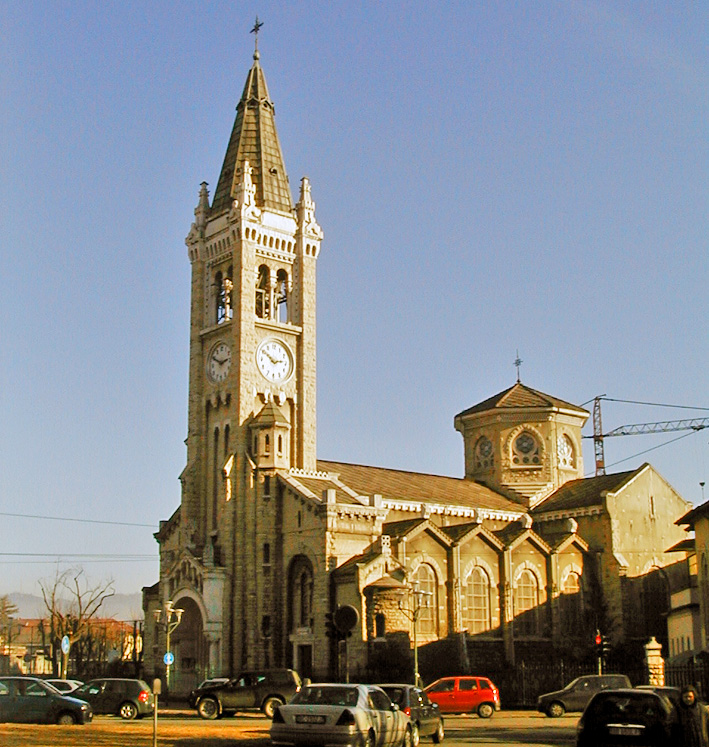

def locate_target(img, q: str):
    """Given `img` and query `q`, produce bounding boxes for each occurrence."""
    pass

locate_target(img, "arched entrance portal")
[170,595,206,695]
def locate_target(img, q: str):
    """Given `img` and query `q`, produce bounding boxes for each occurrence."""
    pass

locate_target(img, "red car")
[425,676,500,718]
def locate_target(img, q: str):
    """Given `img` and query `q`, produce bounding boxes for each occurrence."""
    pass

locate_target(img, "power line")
[0,512,155,528]
[0,553,155,558]
[584,430,697,477]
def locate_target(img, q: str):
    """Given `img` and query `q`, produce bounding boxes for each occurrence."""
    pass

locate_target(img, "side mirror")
[390,703,400,712]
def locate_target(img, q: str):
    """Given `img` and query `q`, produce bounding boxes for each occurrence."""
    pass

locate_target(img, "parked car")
[424,676,500,718]
[194,668,301,719]
[576,688,679,746]
[45,678,83,694]
[270,682,413,747]
[188,677,230,709]
[73,677,154,719]
[635,685,682,709]
[379,684,444,745]
[0,676,92,724]
[537,673,631,717]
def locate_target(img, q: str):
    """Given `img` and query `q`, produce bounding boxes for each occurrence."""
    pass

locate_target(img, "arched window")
[514,569,539,636]
[212,427,220,530]
[463,567,491,634]
[215,271,224,323]
[256,265,270,319]
[414,564,437,636]
[560,571,583,633]
[276,269,289,323]
[557,434,575,469]
[288,556,314,631]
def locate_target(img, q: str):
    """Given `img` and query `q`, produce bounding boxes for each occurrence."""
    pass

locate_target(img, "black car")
[188,677,230,709]
[576,689,679,747]
[0,676,92,724]
[194,668,301,719]
[379,684,445,745]
[73,677,154,719]
[538,674,632,717]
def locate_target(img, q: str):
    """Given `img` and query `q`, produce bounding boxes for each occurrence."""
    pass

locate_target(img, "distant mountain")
[8,592,144,621]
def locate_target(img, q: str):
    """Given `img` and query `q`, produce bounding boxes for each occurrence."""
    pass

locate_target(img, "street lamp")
[154,600,183,696]
[398,583,432,688]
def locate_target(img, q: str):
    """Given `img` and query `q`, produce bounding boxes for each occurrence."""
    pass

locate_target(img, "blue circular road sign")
[163,652,175,666]
[61,636,71,655]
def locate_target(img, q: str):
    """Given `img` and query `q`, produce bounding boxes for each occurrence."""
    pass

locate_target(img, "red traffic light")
[595,633,602,646]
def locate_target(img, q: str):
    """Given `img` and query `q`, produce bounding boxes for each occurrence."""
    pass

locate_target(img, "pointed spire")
[194,181,210,230]
[211,48,293,216]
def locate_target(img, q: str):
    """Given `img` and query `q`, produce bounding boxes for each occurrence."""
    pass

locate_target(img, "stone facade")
[143,50,691,693]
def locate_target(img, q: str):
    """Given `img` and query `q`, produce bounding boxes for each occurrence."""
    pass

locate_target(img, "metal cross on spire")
[251,16,264,53]
[514,350,523,382]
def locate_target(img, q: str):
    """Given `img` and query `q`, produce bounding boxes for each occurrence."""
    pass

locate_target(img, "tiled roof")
[317,460,522,514]
[676,498,709,527]
[283,471,363,506]
[382,519,428,538]
[532,467,642,514]
[211,53,293,216]
[253,400,289,426]
[455,382,588,419]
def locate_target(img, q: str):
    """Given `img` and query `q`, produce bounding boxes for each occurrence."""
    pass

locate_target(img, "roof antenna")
[514,350,523,382]
[251,16,263,57]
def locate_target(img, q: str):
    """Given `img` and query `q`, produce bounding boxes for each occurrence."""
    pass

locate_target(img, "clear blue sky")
[1,1,707,596]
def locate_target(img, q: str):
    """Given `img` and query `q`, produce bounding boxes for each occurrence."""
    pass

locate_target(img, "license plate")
[296,714,326,724]
[608,725,643,736]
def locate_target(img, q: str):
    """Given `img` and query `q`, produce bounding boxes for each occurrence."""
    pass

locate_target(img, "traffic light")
[602,635,611,657]
[595,630,603,655]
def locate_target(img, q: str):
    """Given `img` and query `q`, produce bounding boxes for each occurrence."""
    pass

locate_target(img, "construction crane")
[588,396,709,476]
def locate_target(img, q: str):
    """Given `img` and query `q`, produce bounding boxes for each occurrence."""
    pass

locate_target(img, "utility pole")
[154,601,183,703]
[399,584,432,687]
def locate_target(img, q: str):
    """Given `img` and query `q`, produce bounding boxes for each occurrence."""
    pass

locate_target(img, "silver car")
[270,683,413,747]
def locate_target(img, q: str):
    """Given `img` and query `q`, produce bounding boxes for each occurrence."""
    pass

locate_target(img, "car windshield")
[293,686,359,707]
[382,687,405,706]
[587,694,670,723]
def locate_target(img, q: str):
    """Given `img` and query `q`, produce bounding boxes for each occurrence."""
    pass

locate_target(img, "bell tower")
[454,382,589,508]
[180,47,323,561]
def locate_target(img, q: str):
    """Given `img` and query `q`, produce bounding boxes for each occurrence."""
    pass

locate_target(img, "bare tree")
[0,596,20,674]
[39,569,115,678]
[0,595,19,626]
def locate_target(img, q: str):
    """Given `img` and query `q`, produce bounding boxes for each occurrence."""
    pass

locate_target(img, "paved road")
[442,711,577,746]
[157,709,579,747]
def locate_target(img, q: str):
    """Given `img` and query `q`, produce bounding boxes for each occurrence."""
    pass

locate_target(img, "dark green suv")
[194,669,301,719]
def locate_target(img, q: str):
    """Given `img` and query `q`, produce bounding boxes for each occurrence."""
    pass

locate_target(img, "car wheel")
[198,696,220,720]
[477,703,494,719]
[547,701,565,718]
[119,701,138,720]
[57,712,76,725]
[400,724,414,747]
[432,720,445,743]
[262,696,284,719]
[410,722,420,747]
[364,729,376,747]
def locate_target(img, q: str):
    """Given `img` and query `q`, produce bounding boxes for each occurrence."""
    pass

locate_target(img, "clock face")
[207,342,232,382]
[256,338,294,383]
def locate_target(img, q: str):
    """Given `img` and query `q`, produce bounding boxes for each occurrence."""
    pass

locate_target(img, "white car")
[270,683,413,747]
[45,678,83,693]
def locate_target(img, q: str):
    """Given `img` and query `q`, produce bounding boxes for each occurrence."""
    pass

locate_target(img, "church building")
[143,47,691,693]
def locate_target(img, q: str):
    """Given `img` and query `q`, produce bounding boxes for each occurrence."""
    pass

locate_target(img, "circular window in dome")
[512,432,541,465]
